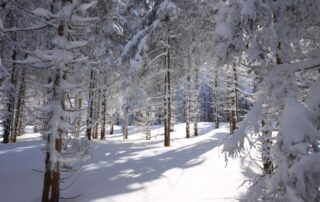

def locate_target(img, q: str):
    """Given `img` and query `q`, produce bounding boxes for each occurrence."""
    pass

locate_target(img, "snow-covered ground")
[0,123,247,202]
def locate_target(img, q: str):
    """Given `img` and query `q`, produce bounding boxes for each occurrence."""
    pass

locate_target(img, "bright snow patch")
[0,123,247,202]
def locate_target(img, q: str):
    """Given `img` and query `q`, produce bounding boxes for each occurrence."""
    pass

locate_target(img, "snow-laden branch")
[269,57,320,74]
[117,19,160,65]
[4,24,49,32]
[223,96,266,156]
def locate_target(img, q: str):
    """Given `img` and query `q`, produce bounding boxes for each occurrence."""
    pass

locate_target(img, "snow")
[0,123,248,202]
[79,1,98,11]
[32,8,54,18]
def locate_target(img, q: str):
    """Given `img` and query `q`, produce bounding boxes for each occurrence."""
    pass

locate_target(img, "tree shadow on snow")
[62,129,228,201]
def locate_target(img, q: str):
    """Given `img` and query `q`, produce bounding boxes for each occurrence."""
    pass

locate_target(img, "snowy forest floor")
[0,123,248,202]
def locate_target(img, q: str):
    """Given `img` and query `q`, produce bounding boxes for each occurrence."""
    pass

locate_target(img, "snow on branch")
[4,24,49,32]
[223,96,266,156]
[117,19,160,65]
[269,57,320,74]
[117,0,177,66]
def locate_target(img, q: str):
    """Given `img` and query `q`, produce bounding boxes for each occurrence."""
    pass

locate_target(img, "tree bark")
[100,87,107,140]
[146,109,151,140]
[42,138,52,202]
[75,93,82,137]
[185,74,191,138]
[93,89,101,139]
[194,64,199,136]
[229,64,238,134]
[109,117,114,135]
[123,107,129,140]
[42,69,62,202]
[214,68,220,129]
[261,120,273,174]
[86,70,95,140]
[12,68,26,141]
[3,50,18,143]
[50,137,62,202]
[164,19,172,147]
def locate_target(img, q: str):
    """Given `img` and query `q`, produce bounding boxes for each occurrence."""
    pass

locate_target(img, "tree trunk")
[93,89,101,139]
[214,68,220,129]
[50,137,62,202]
[86,70,95,140]
[123,107,129,140]
[12,68,26,141]
[42,139,52,202]
[3,50,17,144]
[164,20,172,147]
[109,117,114,135]
[185,109,190,139]
[42,69,62,202]
[42,3,65,200]
[100,87,107,140]
[194,64,199,136]
[146,109,151,140]
[185,74,191,138]
[261,120,273,174]
[75,93,82,137]
[229,64,238,134]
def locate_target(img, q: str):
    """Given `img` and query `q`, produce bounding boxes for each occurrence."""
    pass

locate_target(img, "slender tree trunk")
[109,116,114,135]
[93,89,101,139]
[42,143,52,202]
[185,105,190,138]
[3,50,17,143]
[12,68,26,140]
[229,63,238,134]
[146,109,151,140]
[42,3,63,200]
[170,79,174,133]
[164,28,172,147]
[42,68,62,202]
[185,74,191,138]
[86,70,95,140]
[100,87,107,140]
[194,64,199,136]
[50,137,62,202]
[75,93,82,137]
[260,39,280,175]
[276,42,282,65]
[42,75,53,202]
[123,107,129,140]
[261,120,273,174]
[214,68,220,129]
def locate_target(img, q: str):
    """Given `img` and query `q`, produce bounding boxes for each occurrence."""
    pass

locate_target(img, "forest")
[1,0,320,201]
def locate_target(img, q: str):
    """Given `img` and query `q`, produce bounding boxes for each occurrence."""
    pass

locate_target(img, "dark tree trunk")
[86,70,95,140]
[229,64,238,134]
[261,120,273,174]
[75,93,82,137]
[214,68,220,129]
[42,69,62,202]
[146,109,151,140]
[12,68,26,141]
[109,118,114,135]
[42,141,52,202]
[185,74,191,138]
[123,107,129,140]
[3,50,17,144]
[100,87,107,140]
[93,89,101,139]
[164,21,172,147]
[164,71,172,146]
[194,65,199,136]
